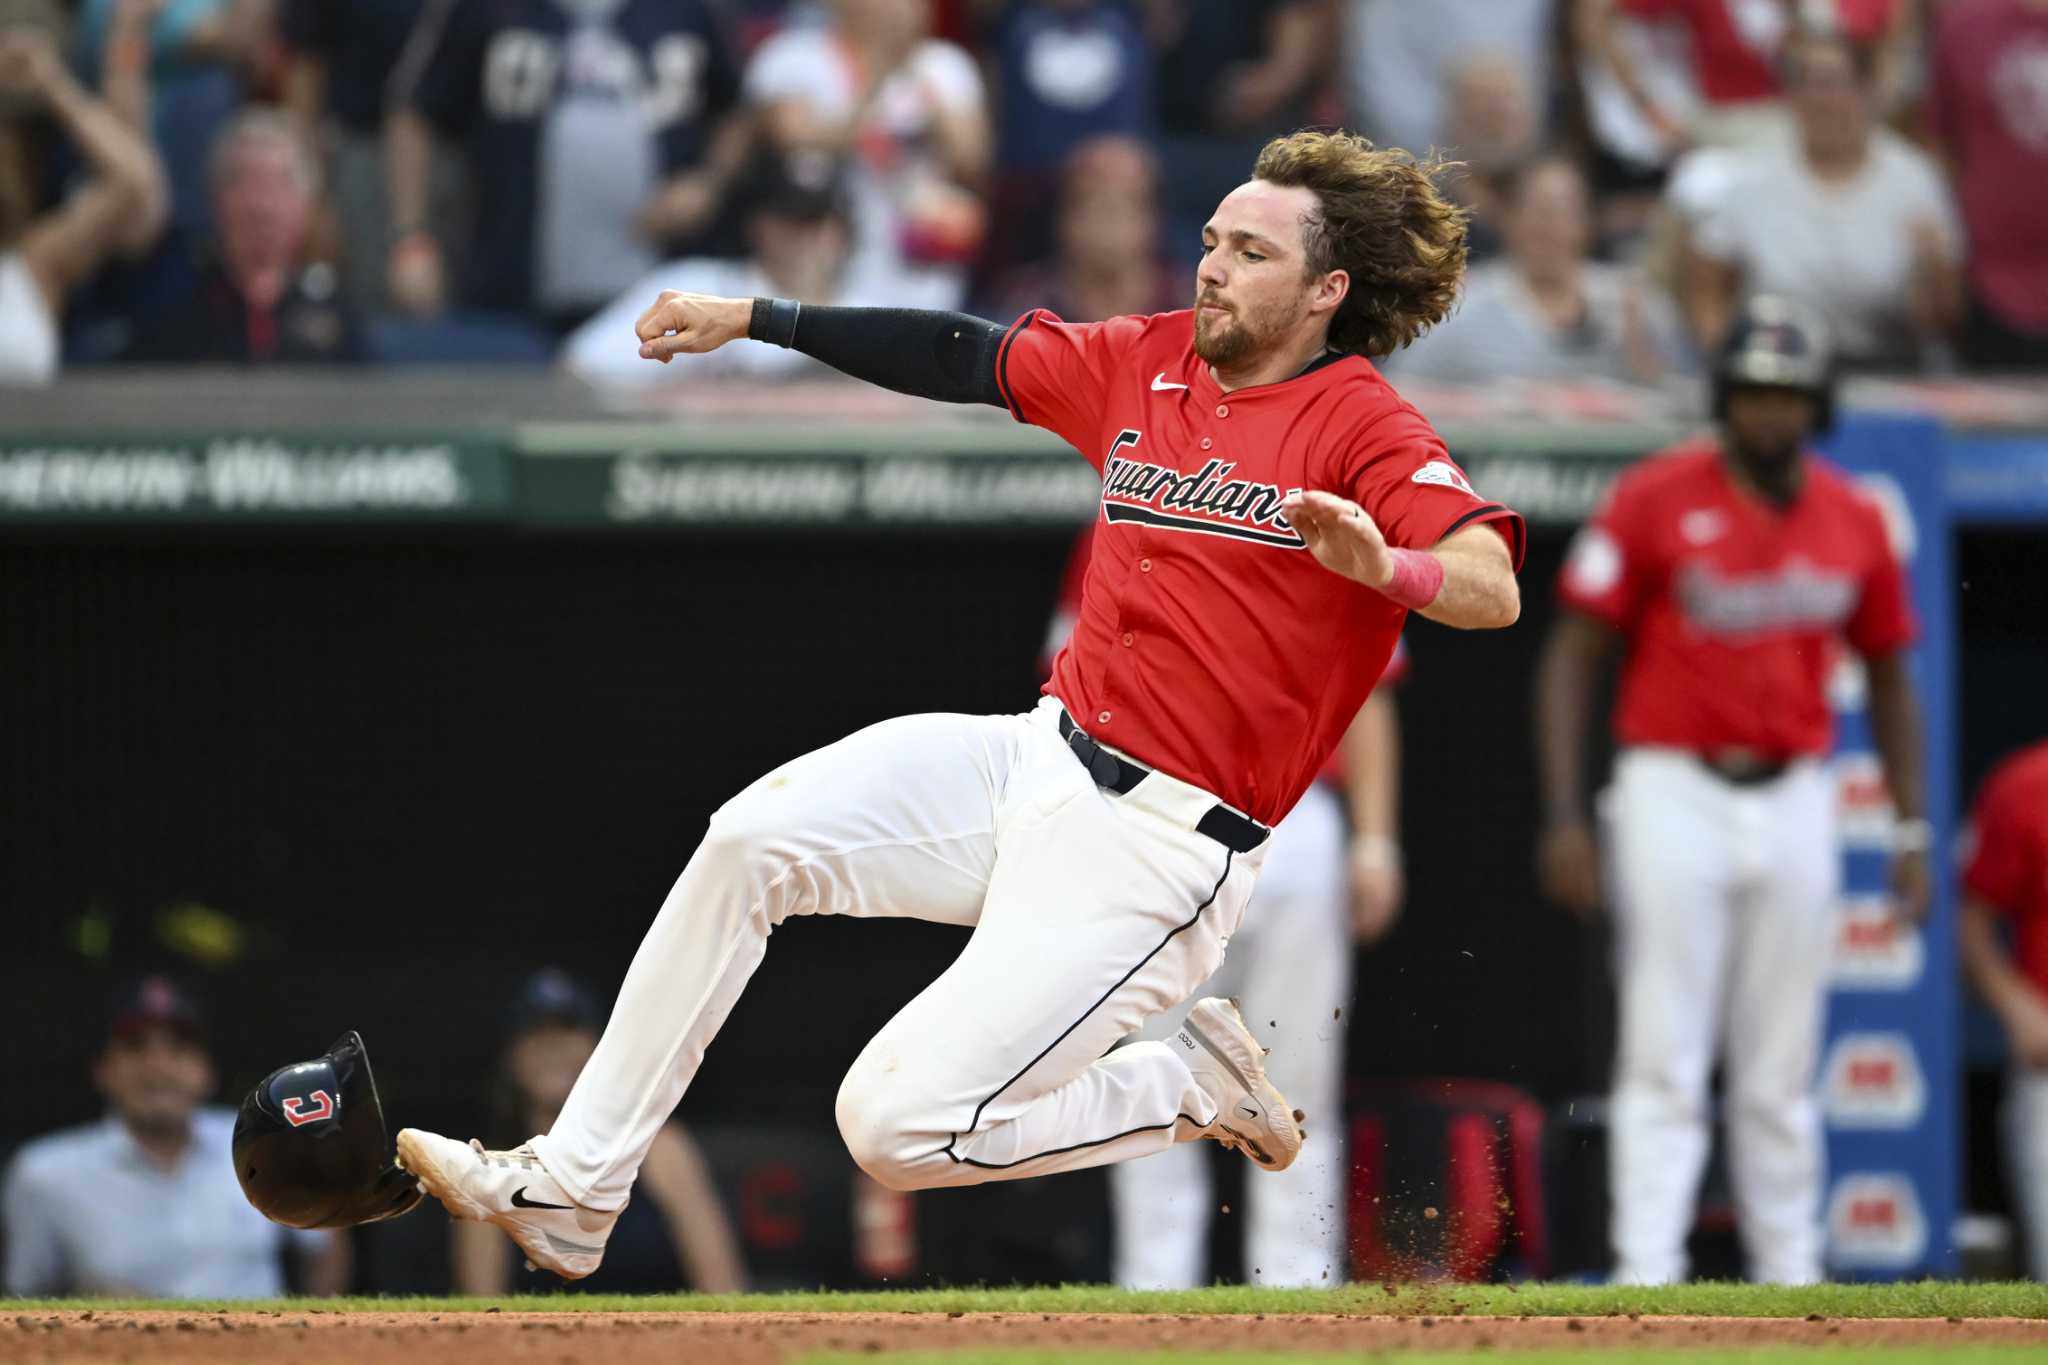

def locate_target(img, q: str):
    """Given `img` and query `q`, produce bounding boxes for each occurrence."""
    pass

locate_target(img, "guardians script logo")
[1098,431,1303,548]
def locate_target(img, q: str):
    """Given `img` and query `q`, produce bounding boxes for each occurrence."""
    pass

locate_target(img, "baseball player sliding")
[397,129,1525,1281]
[1534,296,1931,1285]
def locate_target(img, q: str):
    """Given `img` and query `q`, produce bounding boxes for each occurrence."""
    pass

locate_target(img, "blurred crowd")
[0,0,2043,387]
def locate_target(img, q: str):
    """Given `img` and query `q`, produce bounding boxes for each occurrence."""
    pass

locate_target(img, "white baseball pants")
[1109,780,1352,1288]
[2003,1068,2048,1280]
[532,697,1266,1208]
[1606,747,1837,1285]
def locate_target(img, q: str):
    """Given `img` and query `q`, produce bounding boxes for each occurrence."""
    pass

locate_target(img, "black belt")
[1057,709,1270,855]
[1698,752,1793,787]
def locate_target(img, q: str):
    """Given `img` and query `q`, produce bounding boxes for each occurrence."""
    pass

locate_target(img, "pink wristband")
[1378,547,1444,609]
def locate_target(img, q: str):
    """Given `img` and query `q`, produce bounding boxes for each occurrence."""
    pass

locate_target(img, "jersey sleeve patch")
[1411,461,1479,497]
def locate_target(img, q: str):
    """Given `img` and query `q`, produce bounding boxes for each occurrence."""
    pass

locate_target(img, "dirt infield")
[5,1310,2047,1362]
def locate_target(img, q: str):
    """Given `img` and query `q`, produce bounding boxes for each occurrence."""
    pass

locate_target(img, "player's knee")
[834,1065,932,1192]
[698,789,796,887]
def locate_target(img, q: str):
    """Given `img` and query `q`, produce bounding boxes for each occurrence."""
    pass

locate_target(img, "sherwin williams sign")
[0,436,503,518]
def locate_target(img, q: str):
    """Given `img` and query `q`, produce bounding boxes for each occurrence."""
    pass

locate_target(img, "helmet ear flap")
[232,1031,422,1229]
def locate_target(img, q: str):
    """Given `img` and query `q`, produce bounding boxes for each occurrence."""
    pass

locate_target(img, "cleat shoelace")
[467,1139,540,1171]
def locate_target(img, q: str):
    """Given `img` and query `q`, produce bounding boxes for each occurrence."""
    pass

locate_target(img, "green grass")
[798,1355,2048,1365]
[2,1281,2046,1318]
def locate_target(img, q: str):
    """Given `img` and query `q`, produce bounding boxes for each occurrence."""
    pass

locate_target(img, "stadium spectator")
[744,0,990,311]
[1577,0,1915,154]
[452,970,745,1294]
[978,135,1178,326]
[564,149,891,384]
[0,22,166,384]
[1436,52,1546,260]
[1342,0,1553,160]
[992,0,1152,177]
[276,0,441,320]
[125,109,364,363]
[1389,155,1687,386]
[1957,740,2048,1281]
[387,0,750,328]
[1,977,349,1297]
[1680,29,1961,371]
[980,0,1153,277]
[1576,3,1701,180]
[1148,0,1334,261]
[72,0,269,250]
[1926,0,2048,372]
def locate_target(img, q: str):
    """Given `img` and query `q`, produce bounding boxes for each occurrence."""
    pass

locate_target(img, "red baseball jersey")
[1557,440,1915,759]
[1001,307,1523,826]
[1042,524,1409,793]
[1621,0,1897,105]
[1962,741,2048,993]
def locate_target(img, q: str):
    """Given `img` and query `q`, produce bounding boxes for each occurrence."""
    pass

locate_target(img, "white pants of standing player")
[2002,1068,2048,1279]
[530,696,1267,1206]
[1606,747,1838,1286]
[1110,782,1351,1287]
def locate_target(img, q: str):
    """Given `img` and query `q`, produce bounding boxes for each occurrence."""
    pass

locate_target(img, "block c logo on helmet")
[282,1089,336,1128]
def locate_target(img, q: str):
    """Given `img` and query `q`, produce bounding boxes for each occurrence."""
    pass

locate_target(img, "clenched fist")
[636,291,752,363]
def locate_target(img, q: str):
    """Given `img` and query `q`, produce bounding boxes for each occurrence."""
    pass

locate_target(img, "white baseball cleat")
[395,1128,619,1280]
[1179,997,1305,1172]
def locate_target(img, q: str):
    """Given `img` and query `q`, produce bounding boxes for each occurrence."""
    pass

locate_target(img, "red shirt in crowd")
[1623,0,1896,105]
[1963,742,2048,993]
[1557,441,1914,760]
[1929,0,2048,333]
[1042,524,1409,793]
[1001,308,1523,826]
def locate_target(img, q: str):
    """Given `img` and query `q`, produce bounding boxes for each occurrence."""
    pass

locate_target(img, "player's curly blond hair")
[1251,130,1469,358]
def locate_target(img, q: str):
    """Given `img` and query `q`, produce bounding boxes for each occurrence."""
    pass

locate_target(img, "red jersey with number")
[1963,742,2048,993]
[1041,524,1409,791]
[1557,441,1914,759]
[1000,308,1523,825]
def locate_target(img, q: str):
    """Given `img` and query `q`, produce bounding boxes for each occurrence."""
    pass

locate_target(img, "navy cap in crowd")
[108,975,207,1045]
[504,968,603,1039]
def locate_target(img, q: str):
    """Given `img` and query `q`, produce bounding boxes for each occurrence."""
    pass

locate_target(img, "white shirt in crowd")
[1387,261,1690,387]
[1343,0,1554,155]
[0,250,59,387]
[3,1109,332,1297]
[1687,130,1964,367]
[742,29,984,312]
[561,256,895,385]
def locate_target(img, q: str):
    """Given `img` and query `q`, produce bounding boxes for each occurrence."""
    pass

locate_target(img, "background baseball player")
[1534,295,1930,1285]
[395,129,1525,1281]
[1956,739,2048,1279]
[1047,526,1408,1288]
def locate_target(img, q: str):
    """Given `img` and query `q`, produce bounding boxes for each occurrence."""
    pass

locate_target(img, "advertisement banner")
[1820,412,1957,1279]
[0,434,508,520]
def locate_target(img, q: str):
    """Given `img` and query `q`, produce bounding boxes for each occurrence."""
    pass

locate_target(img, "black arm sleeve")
[749,300,1007,407]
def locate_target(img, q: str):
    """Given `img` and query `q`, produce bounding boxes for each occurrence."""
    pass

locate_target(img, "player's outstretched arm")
[1281,489,1519,630]
[635,292,1007,406]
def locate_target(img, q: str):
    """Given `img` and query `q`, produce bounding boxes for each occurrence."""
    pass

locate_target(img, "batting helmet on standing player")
[1712,294,1838,433]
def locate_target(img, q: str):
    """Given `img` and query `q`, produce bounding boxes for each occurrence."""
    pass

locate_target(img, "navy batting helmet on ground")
[232,1030,423,1229]
[1713,294,1837,433]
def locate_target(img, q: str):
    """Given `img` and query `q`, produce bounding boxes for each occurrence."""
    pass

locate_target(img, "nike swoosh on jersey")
[1151,372,1189,391]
